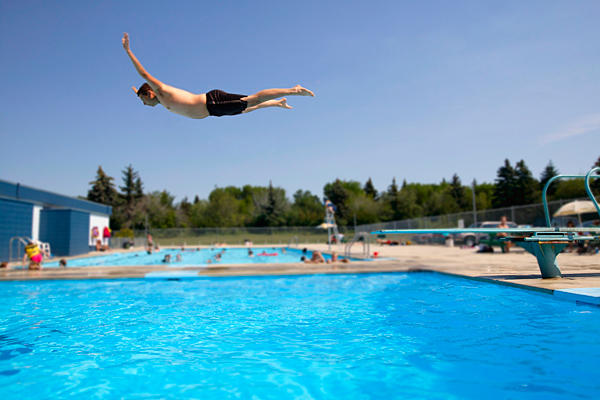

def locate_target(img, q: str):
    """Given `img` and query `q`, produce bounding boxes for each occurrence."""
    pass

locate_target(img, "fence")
[110,226,355,249]
[110,198,593,249]
[355,198,590,234]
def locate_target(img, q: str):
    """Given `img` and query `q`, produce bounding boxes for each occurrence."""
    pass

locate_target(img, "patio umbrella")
[316,222,336,229]
[553,200,597,225]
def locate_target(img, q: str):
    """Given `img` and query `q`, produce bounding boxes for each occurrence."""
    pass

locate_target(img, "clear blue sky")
[1,0,599,201]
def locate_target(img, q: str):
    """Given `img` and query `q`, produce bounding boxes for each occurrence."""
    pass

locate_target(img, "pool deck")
[2,244,599,301]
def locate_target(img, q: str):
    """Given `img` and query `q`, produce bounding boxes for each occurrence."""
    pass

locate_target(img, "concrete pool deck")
[1,244,599,301]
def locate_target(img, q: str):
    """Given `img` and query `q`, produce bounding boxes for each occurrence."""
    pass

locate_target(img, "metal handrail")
[8,236,30,263]
[585,167,600,216]
[542,167,600,227]
[344,232,370,258]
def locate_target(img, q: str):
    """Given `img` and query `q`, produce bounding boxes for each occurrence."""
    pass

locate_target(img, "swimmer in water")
[122,33,314,119]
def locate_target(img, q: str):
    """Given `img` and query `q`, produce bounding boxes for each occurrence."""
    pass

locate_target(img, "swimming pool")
[1,272,598,399]
[44,247,333,268]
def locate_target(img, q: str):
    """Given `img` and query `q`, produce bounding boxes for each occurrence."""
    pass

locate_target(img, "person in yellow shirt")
[23,241,43,270]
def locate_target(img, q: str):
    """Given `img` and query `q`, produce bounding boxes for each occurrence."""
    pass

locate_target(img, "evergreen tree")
[87,166,118,205]
[449,174,468,210]
[254,181,289,226]
[134,177,144,199]
[120,165,139,205]
[193,195,200,204]
[539,160,559,197]
[492,159,517,207]
[119,165,142,227]
[386,178,401,220]
[514,160,539,205]
[363,178,378,199]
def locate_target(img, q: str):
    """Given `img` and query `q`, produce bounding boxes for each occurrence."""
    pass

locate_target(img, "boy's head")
[134,83,159,106]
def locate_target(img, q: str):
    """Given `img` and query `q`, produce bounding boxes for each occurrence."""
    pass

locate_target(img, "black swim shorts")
[205,89,248,117]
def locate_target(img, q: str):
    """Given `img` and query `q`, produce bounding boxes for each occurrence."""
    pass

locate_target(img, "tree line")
[87,157,600,231]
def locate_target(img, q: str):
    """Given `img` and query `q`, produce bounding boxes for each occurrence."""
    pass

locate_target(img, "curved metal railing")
[542,166,600,227]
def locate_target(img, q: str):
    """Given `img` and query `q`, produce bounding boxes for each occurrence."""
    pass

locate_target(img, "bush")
[114,228,134,238]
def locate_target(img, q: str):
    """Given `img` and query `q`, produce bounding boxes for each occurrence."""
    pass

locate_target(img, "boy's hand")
[122,32,130,51]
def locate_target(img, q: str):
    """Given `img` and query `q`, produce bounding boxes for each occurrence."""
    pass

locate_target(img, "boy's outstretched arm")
[122,32,164,93]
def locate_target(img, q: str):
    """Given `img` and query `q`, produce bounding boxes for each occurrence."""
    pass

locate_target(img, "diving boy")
[122,33,314,119]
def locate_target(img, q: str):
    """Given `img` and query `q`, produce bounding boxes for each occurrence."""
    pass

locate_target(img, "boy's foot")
[294,85,315,96]
[278,98,293,109]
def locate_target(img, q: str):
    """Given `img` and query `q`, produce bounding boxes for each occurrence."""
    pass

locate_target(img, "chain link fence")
[356,198,590,235]
[111,198,595,249]
[111,226,355,249]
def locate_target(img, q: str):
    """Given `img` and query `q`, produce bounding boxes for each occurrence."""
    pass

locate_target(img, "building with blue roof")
[0,179,112,262]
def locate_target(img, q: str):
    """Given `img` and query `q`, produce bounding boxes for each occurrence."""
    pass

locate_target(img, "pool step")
[553,288,600,306]
[145,271,201,280]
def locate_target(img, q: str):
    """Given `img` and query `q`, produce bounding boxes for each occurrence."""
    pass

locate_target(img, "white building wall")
[89,214,110,246]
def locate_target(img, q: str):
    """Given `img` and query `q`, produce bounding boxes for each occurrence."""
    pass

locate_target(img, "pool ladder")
[344,232,371,259]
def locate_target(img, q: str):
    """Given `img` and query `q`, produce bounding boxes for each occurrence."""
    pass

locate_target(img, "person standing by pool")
[102,226,112,249]
[496,216,513,253]
[146,234,154,252]
[122,33,314,119]
[23,241,43,270]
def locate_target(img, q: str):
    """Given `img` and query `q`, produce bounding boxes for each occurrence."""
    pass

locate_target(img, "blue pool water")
[44,247,328,268]
[1,272,599,399]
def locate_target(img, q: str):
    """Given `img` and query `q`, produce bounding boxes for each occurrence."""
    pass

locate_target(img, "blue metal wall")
[0,180,112,215]
[39,209,90,257]
[0,198,33,262]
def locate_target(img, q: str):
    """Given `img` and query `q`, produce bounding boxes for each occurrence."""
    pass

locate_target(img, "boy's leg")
[243,98,292,113]
[242,85,314,107]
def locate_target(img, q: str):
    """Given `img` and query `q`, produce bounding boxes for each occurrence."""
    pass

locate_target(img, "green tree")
[177,197,192,227]
[253,181,289,227]
[493,159,517,207]
[384,177,401,220]
[540,160,559,197]
[188,199,209,227]
[323,180,352,226]
[363,178,378,199]
[118,165,143,228]
[473,182,494,210]
[288,190,323,226]
[449,174,468,210]
[87,166,118,206]
[134,177,144,199]
[514,160,539,205]
[120,165,139,206]
[395,186,422,219]
[202,189,245,227]
[553,180,587,200]
[350,195,382,225]
[145,191,177,229]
